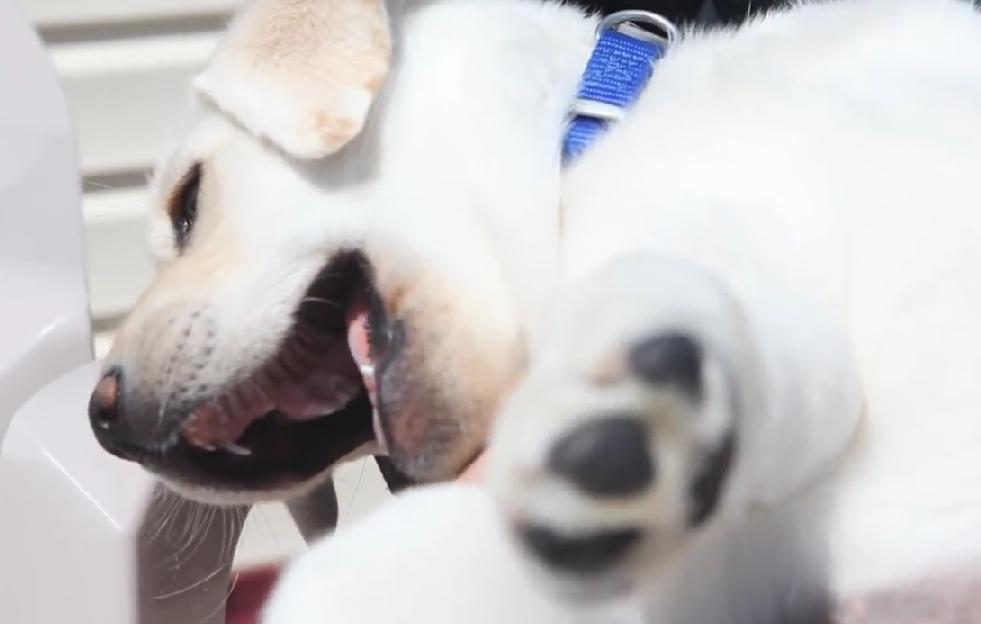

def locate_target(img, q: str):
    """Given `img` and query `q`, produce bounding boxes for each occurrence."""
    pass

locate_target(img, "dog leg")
[488,254,862,607]
[287,458,415,542]
[287,478,339,542]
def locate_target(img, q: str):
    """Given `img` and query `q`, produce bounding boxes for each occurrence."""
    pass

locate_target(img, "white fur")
[256,0,981,621]
[262,484,597,624]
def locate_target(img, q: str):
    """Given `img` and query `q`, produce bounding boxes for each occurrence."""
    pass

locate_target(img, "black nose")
[518,525,641,574]
[88,368,143,462]
[548,417,653,497]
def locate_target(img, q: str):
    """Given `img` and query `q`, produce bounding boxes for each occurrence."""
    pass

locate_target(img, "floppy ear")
[194,0,391,159]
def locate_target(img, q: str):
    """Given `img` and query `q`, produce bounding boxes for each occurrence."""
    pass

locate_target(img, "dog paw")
[489,329,738,583]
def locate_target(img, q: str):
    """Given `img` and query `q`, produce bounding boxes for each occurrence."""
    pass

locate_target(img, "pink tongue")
[346,308,370,370]
[346,299,379,410]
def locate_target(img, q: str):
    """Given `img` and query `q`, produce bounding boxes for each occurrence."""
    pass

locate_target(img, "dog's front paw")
[489,328,738,590]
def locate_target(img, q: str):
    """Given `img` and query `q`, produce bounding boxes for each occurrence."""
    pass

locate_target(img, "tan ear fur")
[194,0,391,159]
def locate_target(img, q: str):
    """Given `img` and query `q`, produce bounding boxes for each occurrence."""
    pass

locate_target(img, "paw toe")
[548,416,654,497]
[628,332,702,399]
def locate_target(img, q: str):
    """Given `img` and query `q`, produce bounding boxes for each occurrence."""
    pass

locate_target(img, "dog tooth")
[224,442,252,457]
[372,408,388,454]
[360,364,379,411]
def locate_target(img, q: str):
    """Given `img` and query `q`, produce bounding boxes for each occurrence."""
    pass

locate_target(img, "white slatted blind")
[25,0,239,26]
[23,0,238,324]
[52,34,218,176]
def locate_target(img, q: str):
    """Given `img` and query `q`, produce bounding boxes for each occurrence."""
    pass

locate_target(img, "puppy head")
[89,0,523,504]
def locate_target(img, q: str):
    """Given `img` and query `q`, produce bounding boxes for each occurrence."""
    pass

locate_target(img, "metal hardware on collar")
[568,99,626,123]
[596,10,679,46]
[562,10,677,166]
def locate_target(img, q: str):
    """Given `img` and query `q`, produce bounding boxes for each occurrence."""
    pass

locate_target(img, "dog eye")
[170,164,202,250]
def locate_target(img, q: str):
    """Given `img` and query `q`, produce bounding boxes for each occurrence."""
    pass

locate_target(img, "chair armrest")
[0,261,92,445]
[0,363,243,624]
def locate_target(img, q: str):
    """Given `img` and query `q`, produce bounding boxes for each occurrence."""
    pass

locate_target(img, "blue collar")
[562,11,678,166]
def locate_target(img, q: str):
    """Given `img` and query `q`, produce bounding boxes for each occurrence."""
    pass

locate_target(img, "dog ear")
[194,0,391,159]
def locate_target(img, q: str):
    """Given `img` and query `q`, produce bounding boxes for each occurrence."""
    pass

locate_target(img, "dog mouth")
[163,252,386,490]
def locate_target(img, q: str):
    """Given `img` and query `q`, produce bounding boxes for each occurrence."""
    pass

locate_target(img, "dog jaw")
[365,246,524,481]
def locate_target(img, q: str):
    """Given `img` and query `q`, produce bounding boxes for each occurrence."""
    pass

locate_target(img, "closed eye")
[169,164,202,251]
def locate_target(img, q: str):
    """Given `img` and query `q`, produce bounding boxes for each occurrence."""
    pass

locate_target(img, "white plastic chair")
[0,3,241,621]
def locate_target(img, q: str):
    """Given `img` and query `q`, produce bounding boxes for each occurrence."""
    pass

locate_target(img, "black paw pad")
[518,525,642,573]
[548,417,653,497]
[628,332,702,399]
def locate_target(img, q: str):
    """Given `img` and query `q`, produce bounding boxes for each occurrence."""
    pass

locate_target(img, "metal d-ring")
[596,10,679,47]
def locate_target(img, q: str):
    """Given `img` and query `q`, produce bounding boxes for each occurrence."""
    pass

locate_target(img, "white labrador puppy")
[86,0,981,620]
[263,0,981,622]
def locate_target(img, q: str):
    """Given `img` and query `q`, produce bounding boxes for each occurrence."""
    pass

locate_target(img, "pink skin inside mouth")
[180,296,382,454]
[182,294,492,476]
[272,340,361,420]
[276,296,378,420]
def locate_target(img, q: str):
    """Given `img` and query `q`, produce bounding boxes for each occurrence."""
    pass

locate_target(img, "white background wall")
[21,0,390,568]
